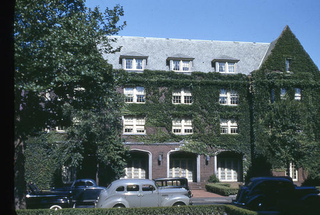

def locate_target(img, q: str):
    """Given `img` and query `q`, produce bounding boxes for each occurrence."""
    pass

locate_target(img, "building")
[102,26,319,184]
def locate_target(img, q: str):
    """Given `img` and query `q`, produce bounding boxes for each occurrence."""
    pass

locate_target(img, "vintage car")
[26,182,71,209]
[95,179,191,208]
[52,178,106,207]
[233,177,320,212]
[154,177,192,198]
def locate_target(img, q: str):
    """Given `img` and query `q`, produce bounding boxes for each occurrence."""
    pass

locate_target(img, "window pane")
[126,59,133,69]
[182,61,190,71]
[228,62,235,73]
[184,96,193,104]
[136,59,143,69]
[137,95,145,103]
[219,62,225,72]
[173,61,180,71]
[173,96,181,103]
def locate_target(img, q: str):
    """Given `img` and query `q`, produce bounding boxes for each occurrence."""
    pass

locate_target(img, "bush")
[16,205,257,215]
[206,183,239,196]
[208,174,220,183]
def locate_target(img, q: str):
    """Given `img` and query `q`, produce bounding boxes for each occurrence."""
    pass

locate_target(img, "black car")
[154,177,192,198]
[26,182,71,209]
[234,177,320,212]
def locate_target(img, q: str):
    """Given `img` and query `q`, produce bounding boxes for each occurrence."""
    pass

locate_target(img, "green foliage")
[205,183,239,196]
[252,26,320,178]
[16,205,257,215]
[121,70,251,158]
[208,174,220,183]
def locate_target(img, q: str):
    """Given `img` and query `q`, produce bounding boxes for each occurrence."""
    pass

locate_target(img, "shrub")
[16,205,257,215]
[206,183,239,196]
[208,174,220,183]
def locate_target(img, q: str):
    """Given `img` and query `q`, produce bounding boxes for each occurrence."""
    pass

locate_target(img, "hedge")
[206,183,239,196]
[16,205,257,215]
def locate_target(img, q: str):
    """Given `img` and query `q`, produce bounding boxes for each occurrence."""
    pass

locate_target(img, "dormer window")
[212,56,239,73]
[167,55,194,73]
[120,52,148,71]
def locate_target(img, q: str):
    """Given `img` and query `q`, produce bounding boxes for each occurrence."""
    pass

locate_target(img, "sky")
[85,0,320,69]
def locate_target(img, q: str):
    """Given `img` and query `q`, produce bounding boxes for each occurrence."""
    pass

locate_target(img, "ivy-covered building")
[103,26,319,183]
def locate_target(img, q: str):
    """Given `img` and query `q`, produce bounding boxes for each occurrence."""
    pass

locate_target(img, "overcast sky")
[86,0,320,69]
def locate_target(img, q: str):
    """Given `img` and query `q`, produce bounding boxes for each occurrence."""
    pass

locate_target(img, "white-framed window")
[170,60,192,72]
[217,157,240,182]
[220,119,238,134]
[285,163,298,181]
[219,89,239,105]
[123,58,145,71]
[294,88,301,101]
[124,86,145,103]
[172,118,193,135]
[172,88,193,104]
[123,116,146,135]
[216,62,236,73]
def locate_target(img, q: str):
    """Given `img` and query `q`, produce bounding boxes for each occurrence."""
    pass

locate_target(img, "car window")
[74,181,86,187]
[116,186,125,192]
[142,184,155,191]
[155,181,163,187]
[86,181,94,187]
[127,185,139,192]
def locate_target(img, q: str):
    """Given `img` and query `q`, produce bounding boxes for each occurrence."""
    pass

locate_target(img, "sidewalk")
[190,189,235,204]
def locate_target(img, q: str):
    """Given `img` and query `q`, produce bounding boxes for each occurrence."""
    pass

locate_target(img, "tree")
[14,0,126,209]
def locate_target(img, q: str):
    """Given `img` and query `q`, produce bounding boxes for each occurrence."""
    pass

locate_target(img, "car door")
[140,184,159,207]
[125,184,141,207]
[82,181,99,203]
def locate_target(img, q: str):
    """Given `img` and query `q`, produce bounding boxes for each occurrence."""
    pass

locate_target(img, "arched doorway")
[216,151,243,182]
[168,151,197,182]
[124,150,151,179]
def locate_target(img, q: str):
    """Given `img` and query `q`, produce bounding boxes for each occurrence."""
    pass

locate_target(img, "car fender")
[100,196,129,208]
[301,193,320,201]
[160,195,189,206]
[246,194,267,205]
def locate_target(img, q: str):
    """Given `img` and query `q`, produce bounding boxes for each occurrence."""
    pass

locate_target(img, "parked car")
[233,177,320,212]
[52,178,106,207]
[26,182,71,209]
[154,177,192,198]
[95,179,191,208]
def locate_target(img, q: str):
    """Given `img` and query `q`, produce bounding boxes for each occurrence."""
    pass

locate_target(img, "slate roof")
[103,36,271,75]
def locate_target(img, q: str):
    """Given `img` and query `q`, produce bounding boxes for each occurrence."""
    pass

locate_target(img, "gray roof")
[103,36,271,75]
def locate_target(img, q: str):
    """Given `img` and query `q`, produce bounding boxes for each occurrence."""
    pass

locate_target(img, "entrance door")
[169,158,194,181]
[125,159,146,179]
[217,157,240,182]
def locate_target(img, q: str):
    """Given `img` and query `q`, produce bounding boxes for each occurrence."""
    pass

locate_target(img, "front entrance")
[125,151,149,179]
[217,152,242,182]
[169,152,197,182]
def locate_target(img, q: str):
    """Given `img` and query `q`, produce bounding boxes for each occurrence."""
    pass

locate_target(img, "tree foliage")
[14,0,127,208]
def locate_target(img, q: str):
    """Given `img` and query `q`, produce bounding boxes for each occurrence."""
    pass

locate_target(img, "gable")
[259,26,319,77]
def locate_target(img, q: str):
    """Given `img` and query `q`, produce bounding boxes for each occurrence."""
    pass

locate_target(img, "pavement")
[190,189,235,204]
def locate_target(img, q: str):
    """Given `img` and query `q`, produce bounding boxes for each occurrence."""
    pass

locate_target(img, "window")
[142,184,155,191]
[172,89,193,104]
[172,118,193,135]
[216,62,236,73]
[294,88,301,101]
[219,89,239,105]
[123,116,146,135]
[286,163,298,181]
[127,185,139,192]
[280,88,286,100]
[220,119,238,134]
[116,186,125,192]
[218,157,240,182]
[123,58,145,71]
[286,59,291,72]
[170,60,192,72]
[124,87,145,103]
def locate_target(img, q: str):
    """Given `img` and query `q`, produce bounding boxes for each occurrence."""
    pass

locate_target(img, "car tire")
[173,202,185,207]
[113,204,125,208]
[248,199,266,211]
[49,205,62,210]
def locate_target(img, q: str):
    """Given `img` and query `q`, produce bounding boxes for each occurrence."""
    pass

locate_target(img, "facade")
[102,26,319,184]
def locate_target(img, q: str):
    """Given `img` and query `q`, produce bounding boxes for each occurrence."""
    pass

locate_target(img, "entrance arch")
[124,149,152,179]
[216,151,243,182]
[167,150,199,182]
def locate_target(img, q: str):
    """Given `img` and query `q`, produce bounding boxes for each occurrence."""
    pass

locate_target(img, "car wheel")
[49,205,62,210]
[173,202,185,207]
[248,199,266,211]
[113,204,125,208]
